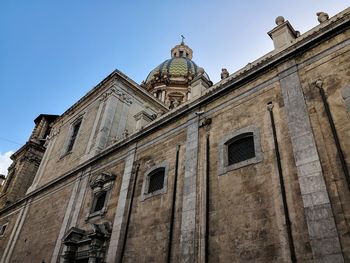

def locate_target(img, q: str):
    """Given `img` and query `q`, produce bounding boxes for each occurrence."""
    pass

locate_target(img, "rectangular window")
[0,223,8,236]
[66,120,81,153]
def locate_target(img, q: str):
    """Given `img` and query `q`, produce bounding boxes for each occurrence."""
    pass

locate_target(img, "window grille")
[227,133,255,165]
[92,191,107,213]
[67,120,82,152]
[148,168,165,194]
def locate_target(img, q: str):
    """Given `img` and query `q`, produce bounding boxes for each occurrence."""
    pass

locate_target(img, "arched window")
[217,127,263,175]
[148,168,165,194]
[141,162,169,201]
[227,132,255,165]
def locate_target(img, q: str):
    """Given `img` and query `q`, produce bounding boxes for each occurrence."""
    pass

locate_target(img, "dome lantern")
[142,39,212,108]
[171,36,193,59]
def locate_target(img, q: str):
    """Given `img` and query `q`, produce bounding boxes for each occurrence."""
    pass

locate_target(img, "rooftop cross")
[181,35,185,44]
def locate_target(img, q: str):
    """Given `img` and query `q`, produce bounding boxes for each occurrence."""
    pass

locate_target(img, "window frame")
[141,161,169,201]
[62,116,84,157]
[90,190,108,214]
[227,132,255,165]
[86,172,115,221]
[0,222,8,237]
[218,126,263,175]
[147,168,166,194]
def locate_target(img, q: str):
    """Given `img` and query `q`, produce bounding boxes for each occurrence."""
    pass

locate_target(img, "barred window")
[218,127,262,175]
[148,168,165,194]
[227,132,255,165]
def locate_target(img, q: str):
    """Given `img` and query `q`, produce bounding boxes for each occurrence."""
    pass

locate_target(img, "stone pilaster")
[180,117,199,263]
[278,60,343,262]
[93,94,119,153]
[115,102,130,140]
[106,145,136,263]
[84,99,105,157]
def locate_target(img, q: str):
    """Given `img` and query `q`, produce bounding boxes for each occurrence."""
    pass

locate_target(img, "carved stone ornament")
[89,172,116,190]
[99,86,133,104]
[62,223,111,263]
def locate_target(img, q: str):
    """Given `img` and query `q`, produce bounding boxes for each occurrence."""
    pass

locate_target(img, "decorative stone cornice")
[99,86,133,104]
[89,172,116,190]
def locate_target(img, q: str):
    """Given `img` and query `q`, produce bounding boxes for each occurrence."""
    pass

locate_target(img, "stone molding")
[99,86,133,105]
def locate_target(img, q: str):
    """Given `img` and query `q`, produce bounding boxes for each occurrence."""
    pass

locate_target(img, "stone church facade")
[1,8,350,263]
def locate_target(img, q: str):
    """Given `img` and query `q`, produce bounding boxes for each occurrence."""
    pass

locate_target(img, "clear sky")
[0,1,349,174]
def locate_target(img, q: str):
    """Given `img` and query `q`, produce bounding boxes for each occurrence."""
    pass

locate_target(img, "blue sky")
[0,1,349,174]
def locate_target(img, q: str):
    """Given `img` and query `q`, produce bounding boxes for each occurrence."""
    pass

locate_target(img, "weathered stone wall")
[120,130,187,262]
[196,75,311,261]
[0,11,349,263]
[75,159,125,230]
[0,209,21,260]
[4,179,75,262]
[297,28,350,261]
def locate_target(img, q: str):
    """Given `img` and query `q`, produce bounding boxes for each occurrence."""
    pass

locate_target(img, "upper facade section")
[142,40,212,108]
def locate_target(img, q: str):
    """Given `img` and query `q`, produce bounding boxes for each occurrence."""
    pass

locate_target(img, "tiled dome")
[145,57,210,84]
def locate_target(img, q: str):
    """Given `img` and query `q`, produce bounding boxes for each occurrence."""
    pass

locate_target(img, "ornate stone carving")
[99,86,133,104]
[89,172,116,191]
[62,223,111,263]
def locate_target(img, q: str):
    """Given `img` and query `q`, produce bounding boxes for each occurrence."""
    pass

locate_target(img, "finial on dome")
[181,35,185,45]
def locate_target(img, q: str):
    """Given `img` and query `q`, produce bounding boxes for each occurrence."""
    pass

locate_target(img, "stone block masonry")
[180,117,199,263]
[278,61,343,262]
[106,145,136,263]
